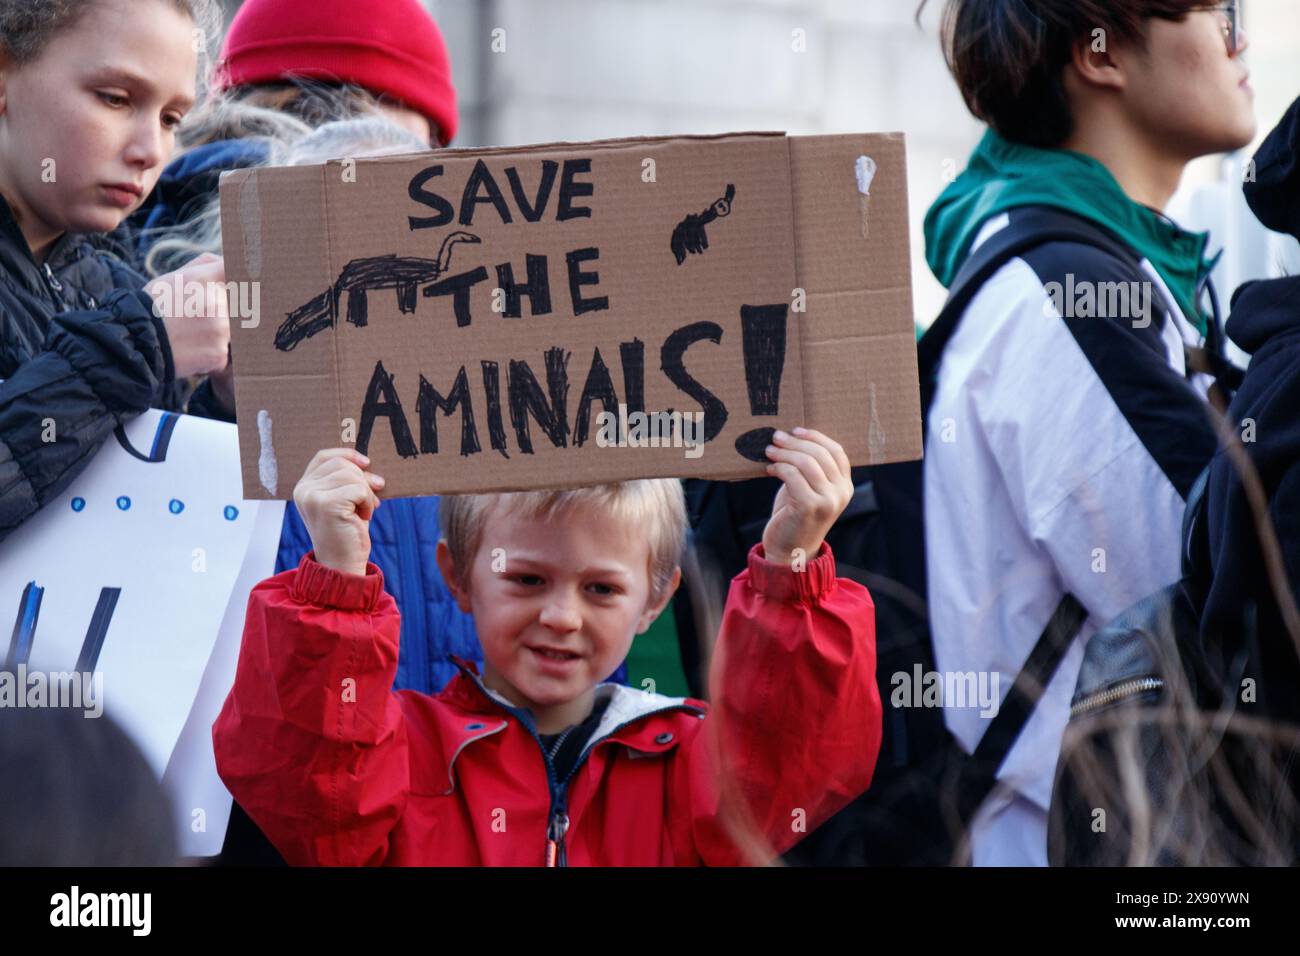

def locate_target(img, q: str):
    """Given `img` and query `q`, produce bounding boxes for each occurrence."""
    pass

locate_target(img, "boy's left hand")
[762,428,853,567]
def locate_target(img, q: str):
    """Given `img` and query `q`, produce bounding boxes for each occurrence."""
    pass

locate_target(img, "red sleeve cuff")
[290,552,386,611]
[744,542,837,603]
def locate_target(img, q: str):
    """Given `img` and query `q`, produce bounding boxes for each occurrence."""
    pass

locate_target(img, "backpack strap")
[955,593,1089,824]
[917,206,1169,419]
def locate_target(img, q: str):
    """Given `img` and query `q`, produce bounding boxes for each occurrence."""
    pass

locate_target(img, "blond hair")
[440,481,688,601]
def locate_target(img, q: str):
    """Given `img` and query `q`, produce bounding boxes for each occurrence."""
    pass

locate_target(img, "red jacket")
[212,543,881,866]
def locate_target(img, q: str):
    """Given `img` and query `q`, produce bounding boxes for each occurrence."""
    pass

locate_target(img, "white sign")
[0,410,283,858]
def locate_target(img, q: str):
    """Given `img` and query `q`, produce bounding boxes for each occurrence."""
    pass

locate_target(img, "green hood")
[924,131,1214,334]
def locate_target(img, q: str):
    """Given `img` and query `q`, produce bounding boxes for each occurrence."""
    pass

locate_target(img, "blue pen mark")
[115,411,179,464]
[5,582,44,669]
[75,587,121,674]
[224,505,239,521]
[149,412,179,460]
[71,497,86,512]
[169,498,185,514]
[116,496,131,511]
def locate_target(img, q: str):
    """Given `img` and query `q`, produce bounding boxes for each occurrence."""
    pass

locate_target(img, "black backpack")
[1050,470,1300,866]
[684,206,1190,865]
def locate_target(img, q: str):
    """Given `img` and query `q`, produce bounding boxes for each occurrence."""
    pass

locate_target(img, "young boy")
[921,0,1255,864]
[212,429,881,866]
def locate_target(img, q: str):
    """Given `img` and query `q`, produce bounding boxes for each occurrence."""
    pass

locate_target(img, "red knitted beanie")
[215,0,458,144]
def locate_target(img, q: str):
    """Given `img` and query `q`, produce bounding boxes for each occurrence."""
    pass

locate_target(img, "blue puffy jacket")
[274,498,483,694]
[129,138,271,263]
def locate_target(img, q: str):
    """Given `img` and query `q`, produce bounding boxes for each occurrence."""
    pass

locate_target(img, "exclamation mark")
[733,304,790,462]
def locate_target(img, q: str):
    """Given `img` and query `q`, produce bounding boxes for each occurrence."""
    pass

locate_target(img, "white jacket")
[924,211,1218,865]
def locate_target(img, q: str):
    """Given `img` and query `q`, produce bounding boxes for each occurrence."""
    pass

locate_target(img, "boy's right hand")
[293,449,386,577]
[145,253,231,379]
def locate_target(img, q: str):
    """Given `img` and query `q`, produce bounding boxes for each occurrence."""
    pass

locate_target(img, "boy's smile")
[438,501,674,734]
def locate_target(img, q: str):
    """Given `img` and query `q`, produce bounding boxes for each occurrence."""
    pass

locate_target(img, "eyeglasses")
[1209,2,1242,55]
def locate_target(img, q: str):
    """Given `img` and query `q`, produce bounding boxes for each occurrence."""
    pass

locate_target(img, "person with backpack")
[0,0,232,541]
[919,0,1254,865]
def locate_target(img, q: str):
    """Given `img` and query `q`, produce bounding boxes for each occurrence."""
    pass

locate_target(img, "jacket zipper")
[544,705,705,867]
[524,722,567,868]
[541,724,577,867]
[42,262,64,298]
[545,807,570,867]
[1070,676,1165,719]
[457,664,704,867]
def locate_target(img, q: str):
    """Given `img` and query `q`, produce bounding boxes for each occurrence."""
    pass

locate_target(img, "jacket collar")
[0,193,87,298]
[926,130,1215,333]
[445,655,705,751]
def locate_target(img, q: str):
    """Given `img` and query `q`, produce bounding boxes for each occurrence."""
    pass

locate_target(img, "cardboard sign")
[221,132,921,498]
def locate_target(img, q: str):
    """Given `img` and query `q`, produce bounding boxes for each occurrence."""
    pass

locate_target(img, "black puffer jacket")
[1202,275,1300,724]
[0,196,183,541]
[1202,95,1300,730]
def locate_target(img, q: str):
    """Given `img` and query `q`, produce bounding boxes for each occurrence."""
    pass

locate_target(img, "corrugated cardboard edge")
[788,132,923,467]
[220,166,343,499]
[319,162,346,477]
[342,130,790,169]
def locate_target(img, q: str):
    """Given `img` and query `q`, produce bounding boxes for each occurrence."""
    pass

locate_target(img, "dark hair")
[918,0,1213,147]
[0,703,178,865]
[0,0,101,64]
